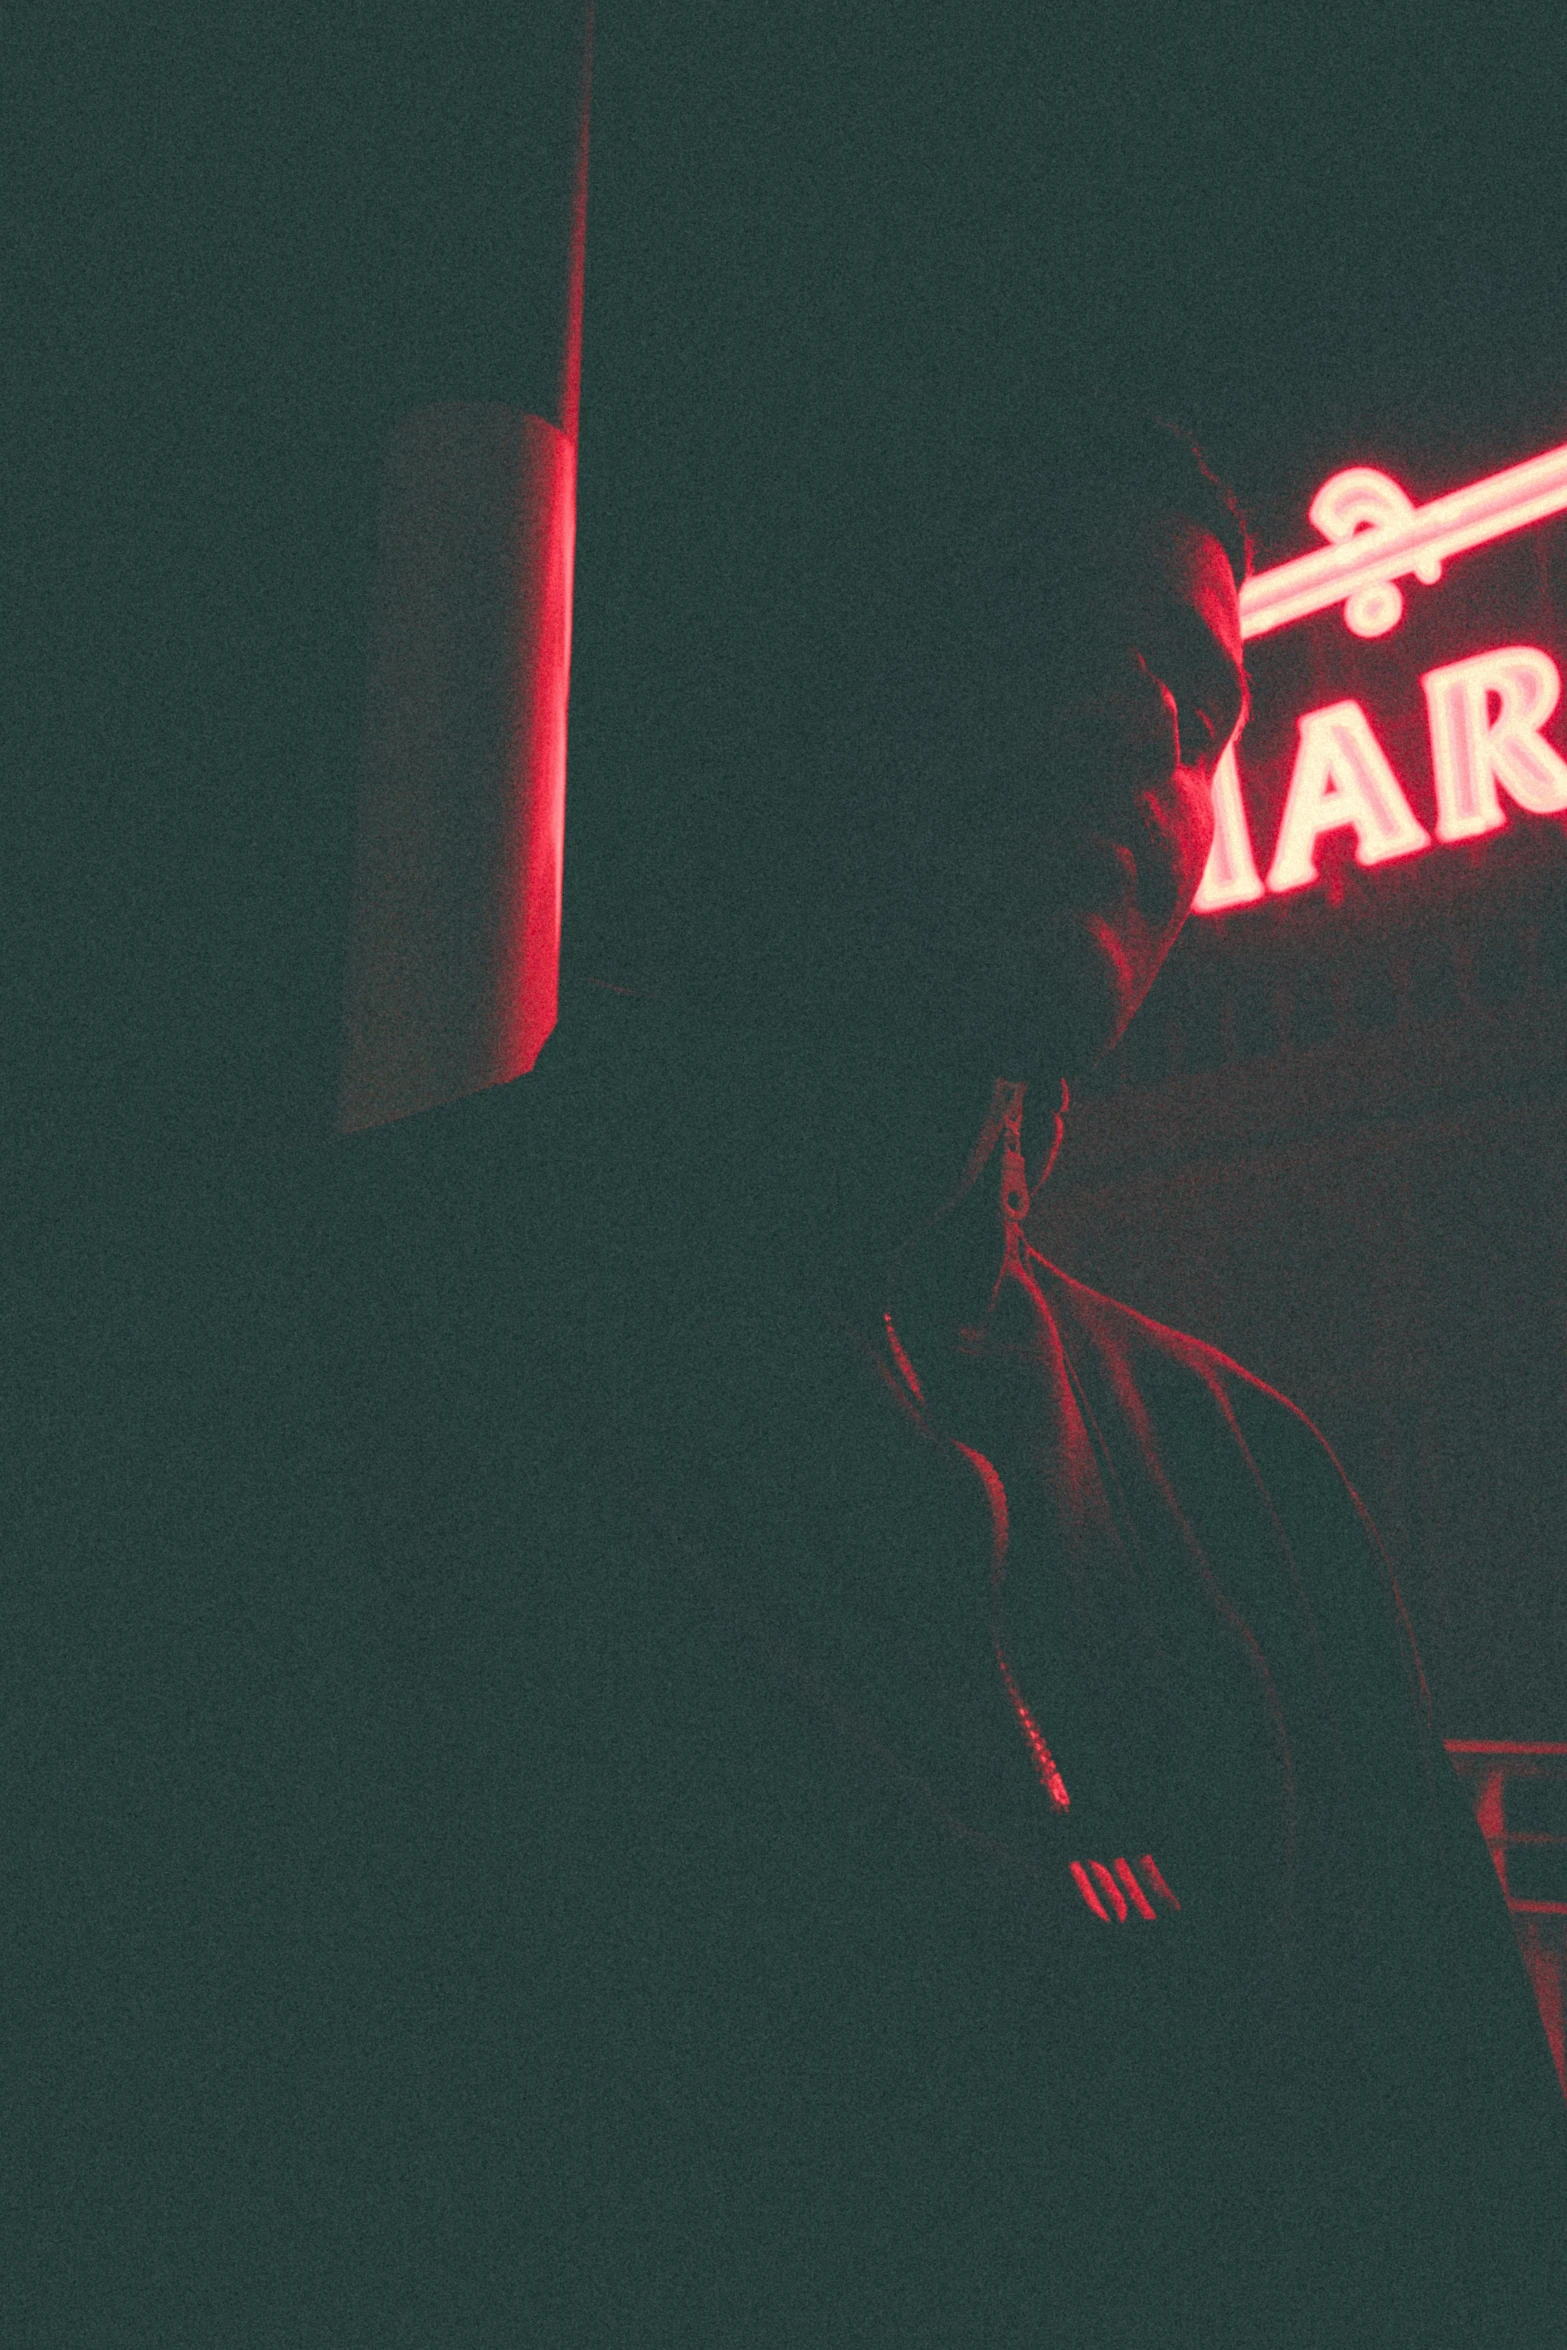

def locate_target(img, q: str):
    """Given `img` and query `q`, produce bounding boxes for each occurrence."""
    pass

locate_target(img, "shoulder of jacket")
[1024,1248,1274,1400]
[1024,1247,1354,1487]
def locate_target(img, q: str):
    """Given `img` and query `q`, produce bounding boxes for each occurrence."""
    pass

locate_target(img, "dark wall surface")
[564,3,1567,972]
[11,4,1567,1737]
[16,3,1567,1157]
[8,2,588,1159]
[1041,943,1567,1742]
[1034,421,1567,1744]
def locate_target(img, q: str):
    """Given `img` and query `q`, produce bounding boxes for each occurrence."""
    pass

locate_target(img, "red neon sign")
[1194,443,1567,914]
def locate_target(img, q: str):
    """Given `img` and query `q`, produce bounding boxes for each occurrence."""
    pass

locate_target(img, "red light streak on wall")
[1304,466,1444,638]
[337,10,593,1133]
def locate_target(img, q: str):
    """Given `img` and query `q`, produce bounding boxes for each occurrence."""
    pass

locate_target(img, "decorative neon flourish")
[1239,437,1567,643]
[1193,434,1567,911]
[1305,467,1444,638]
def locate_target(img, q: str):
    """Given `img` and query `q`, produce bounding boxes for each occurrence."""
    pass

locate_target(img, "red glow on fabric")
[1136,1853,1182,1912]
[994,1641,1074,1812]
[881,1317,925,1405]
[1445,1742,1567,2099]
[1071,1861,1114,1922]
[950,1438,1073,1813]
[1069,1855,1181,1924]
[1113,1856,1159,1921]
[1088,1860,1129,1922]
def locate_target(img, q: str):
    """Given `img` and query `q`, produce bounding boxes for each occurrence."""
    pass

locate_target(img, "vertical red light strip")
[501,2,595,1080]
[338,11,596,1131]
[497,419,579,1082]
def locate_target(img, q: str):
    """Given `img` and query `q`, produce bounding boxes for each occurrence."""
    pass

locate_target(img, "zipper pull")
[997,1080,1029,1258]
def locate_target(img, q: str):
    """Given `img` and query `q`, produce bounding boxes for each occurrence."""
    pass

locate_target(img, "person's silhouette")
[14,390,1566,2349]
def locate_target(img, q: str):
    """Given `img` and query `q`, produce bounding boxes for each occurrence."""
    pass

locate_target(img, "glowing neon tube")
[1239,439,1567,643]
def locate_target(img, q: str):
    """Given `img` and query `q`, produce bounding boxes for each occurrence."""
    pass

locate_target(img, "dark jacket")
[10,987,1565,2347]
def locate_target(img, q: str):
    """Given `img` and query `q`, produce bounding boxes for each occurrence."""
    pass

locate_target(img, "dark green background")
[7,1,1567,1162]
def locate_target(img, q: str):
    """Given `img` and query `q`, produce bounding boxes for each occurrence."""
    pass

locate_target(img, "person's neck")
[658,983,1055,1340]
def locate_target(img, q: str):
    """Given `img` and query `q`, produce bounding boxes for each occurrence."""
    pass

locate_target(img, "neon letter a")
[1267,700,1430,895]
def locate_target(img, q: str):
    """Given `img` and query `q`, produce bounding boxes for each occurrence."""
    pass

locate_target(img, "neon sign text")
[1422,646,1567,840]
[1195,645,1567,912]
[1238,440,1567,643]
[1196,434,1567,913]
